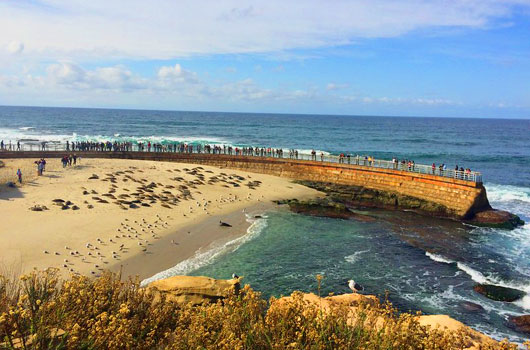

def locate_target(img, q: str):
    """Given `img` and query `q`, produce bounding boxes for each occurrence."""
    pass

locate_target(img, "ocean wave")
[0,126,233,146]
[140,215,268,286]
[344,249,370,264]
[425,252,455,264]
[425,252,530,309]
[485,183,530,205]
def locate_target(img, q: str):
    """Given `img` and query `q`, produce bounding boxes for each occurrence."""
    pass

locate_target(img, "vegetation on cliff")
[0,269,527,350]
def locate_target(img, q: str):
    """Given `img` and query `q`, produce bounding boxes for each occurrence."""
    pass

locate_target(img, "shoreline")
[119,202,273,283]
[0,157,322,279]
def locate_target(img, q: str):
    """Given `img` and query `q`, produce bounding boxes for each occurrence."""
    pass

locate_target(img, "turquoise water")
[1,106,529,343]
[191,209,529,343]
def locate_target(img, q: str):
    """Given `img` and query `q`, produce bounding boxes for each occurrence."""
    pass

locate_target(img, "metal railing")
[0,141,483,183]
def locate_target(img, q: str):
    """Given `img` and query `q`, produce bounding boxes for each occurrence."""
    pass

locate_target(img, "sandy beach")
[0,157,321,279]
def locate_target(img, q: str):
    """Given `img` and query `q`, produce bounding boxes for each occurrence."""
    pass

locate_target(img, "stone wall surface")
[0,151,490,218]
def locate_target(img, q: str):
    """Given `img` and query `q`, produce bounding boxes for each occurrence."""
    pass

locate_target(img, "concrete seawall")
[1,151,491,219]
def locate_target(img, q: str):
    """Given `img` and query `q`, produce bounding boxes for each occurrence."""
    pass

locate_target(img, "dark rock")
[65,200,72,206]
[460,301,484,313]
[466,210,525,230]
[61,205,70,210]
[507,315,530,335]
[473,284,525,302]
[129,203,139,209]
[87,204,94,209]
[276,197,376,222]
[294,180,455,218]
[88,175,99,180]
[71,205,80,210]
[52,199,65,203]
[141,203,150,207]
[82,190,89,195]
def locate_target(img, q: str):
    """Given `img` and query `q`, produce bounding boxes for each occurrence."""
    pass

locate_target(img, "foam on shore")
[141,214,268,286]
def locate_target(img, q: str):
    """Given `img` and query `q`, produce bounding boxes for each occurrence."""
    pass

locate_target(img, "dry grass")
[0,269,527,350]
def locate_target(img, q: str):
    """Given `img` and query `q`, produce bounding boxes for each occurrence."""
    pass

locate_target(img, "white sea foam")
[19,126,35,131]
[425,252,455,264]
[484,182,530,219]
[425,252,530,309]
[140,215,267,286]
[485,183,530,206]
[344,249,370,264]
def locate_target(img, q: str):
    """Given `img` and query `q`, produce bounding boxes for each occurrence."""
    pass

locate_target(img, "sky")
[1,0,530,118]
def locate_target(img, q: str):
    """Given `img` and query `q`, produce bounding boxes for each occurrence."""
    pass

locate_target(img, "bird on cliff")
[348,279,364,293]
[232,273,239,279]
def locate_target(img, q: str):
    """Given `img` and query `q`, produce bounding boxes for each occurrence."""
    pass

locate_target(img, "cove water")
[1,106,529,343]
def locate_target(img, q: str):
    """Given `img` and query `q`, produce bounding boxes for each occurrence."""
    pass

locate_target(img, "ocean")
[1,105,529,343]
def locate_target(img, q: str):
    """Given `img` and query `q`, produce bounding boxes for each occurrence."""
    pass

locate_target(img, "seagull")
[232,273,239,279]
[348,279,364,293]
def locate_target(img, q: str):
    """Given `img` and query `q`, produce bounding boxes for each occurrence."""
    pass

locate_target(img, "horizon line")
[1,104,529,121]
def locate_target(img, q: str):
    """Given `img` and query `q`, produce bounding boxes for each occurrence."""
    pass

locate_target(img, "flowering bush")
[0,269,526,350]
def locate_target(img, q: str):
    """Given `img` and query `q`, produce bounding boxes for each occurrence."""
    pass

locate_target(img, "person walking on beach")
[16,169,22,184]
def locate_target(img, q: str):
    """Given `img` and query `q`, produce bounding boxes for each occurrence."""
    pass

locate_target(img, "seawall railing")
[0,142,483,183]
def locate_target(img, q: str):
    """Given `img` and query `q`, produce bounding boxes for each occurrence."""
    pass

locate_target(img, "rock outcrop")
[466,210,525,229]
[289,180,523,229]
[473,284,525,302]
[274,292,499,350]
[147,275,240,305]
[507,314,530,335]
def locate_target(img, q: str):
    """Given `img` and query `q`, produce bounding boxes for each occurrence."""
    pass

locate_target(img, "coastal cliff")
[1,271,523,349]
[145,275,510,350]
[278,180,523,229]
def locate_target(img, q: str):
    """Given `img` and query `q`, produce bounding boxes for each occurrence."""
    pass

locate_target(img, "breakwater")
[1,150,494,220]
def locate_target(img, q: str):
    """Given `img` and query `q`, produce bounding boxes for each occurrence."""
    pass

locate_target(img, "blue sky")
[1,0,529,118]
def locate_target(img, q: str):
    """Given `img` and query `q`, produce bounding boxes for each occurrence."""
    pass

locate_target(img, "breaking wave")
[141,214,268,286]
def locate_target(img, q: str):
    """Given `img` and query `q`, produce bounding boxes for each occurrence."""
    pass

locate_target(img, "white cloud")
[0,0,528,60]
[6,41,24,54]
[157,64,182,80]
[326,83,349,91]
[45,62,147,91]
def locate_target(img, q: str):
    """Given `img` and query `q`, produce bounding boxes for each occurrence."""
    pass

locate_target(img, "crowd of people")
[4,139,477,182]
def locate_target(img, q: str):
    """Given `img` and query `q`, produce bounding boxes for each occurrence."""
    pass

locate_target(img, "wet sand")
[0,157,321,278]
